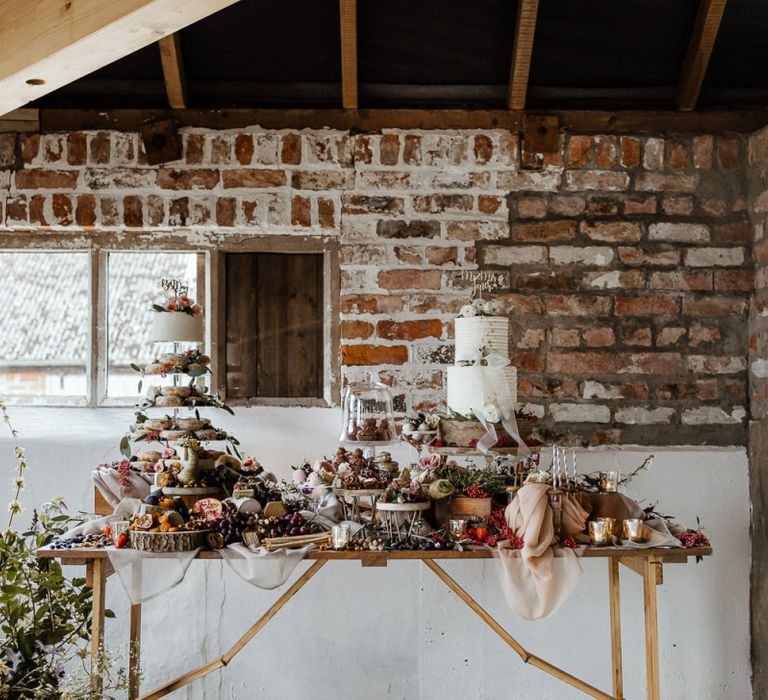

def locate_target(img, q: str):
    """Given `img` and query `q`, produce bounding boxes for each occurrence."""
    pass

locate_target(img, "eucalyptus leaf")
[119,435,131,457]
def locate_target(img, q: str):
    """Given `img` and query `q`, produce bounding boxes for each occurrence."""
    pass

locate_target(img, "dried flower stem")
[1,398,27,532]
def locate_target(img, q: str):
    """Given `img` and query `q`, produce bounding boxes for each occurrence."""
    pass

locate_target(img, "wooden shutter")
[225,252,323,399]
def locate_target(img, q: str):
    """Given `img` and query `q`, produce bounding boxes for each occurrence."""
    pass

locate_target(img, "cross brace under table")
[38,546,711,700]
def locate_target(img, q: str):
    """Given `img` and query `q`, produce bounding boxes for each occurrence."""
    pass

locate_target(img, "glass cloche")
[339,372,397,445]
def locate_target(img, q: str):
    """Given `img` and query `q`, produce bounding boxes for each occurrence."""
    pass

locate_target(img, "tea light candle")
[599,470,619,493]
[589,520,609,546]
[597,516,617,539]
[623,518,645,542]
[449,518,468,540]
[331,524,350,550]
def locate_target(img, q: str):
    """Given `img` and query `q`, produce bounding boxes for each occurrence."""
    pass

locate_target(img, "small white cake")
[447,314,517,418]
[150,312,203,342]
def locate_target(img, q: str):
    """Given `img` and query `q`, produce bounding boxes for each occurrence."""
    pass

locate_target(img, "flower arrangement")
[458,297,501,318]
[152,294,202,316]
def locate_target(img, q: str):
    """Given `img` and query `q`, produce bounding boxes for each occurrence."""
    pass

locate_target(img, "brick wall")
[0,126,753,445]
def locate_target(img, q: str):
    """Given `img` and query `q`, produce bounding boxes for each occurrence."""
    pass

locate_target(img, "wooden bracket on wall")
[520,114,559,169]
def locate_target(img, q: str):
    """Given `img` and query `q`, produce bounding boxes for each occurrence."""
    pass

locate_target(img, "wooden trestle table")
[37,545,711,700]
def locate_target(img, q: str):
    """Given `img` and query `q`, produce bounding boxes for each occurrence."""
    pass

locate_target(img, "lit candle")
[449,518,468,540]
[597,516,617,539]
[599,470,619,493]
[589,520,609,546]
[623,518,645,543]
[331,524,350,550]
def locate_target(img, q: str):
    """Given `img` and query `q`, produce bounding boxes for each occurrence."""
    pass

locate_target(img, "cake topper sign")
[160,278,189,299]
[460,270,505,297]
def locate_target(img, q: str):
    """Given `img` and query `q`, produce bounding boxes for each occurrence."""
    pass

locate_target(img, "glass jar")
[339,372,397,445]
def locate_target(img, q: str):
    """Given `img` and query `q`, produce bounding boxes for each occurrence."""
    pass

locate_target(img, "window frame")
[0,232,340,408]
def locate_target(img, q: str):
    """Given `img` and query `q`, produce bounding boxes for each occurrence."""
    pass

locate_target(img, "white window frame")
[0,232,340,408]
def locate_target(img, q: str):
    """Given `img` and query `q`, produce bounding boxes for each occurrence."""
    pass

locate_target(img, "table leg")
[642,555,661,700]
[608,558,623,699]
[129,603,142,699]
[87,558,107,694]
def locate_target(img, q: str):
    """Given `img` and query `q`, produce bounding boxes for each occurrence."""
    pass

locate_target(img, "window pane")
[0,251,89,399]
[107,252,203,396]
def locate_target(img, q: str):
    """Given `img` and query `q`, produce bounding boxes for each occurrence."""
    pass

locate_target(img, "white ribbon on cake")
[462,349,529,457]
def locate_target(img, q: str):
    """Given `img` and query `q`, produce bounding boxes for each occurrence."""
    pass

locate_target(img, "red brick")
[616,353,681,374]
[100,197,120,226]
[340,295,404,314]
[660,195,693,216]
[594,136,617,168]
[623,196,657,215]
[717,136,740,170]
[620,137,641,168]
[403,135,421,165]
[518,376,579,399]
[616,296,679,316]
[15,169,78,189]
[516,196,548,218]
[75,195,96,227]
[714,269,754,292]
[378,269,442,290]
[123,196,142,227]
[42,135,63,162]
[28,195,46,225]
[567,136,591,167]
[496,294,544,315]
[513,220,575,242]
[648,271,712,291]
[157,168,219,190]
[341,321,374,339]
[380,134,400,165]
[90,132,110,164]
[584,327,615,347]
[474,134,493,164]
[221,169,285,188]
[341,344,408,366]
[343,195,404,215]
[281,133,302,164]
[713,222,751,244]
[656,380,718,401]
[621,327,652,347]
[512,352,544,372]
[216,197,236,226]
[209,136,231,164]
[0,133,14,167]
[412,194,473,213]
[291,196,311,226]
[66,133,87,166]
[318,198,335,228]
[147,195,165,226]
[354,135,373,164]
[478,195,503,214]
[688,325,721,347]
[580,221,642,243]
[682,296,748,316]
[235,134,254,165]
[545,295,612,316]
[5,196,27,224]
[618,247,679,266]
[377,319,442,340]
[667,142,689,169]
[426,246,458,265]
[185,134,205,164]
[20,134,39,163]
[692,136,712,169]
[547,352,616,373]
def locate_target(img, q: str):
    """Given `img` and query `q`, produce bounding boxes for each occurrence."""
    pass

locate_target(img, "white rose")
[472,298,486,309]
[483,403,501,424]
[483,300,499,316]
[425,413,440,429]
[460,304,477,318]
[401,422,415,435]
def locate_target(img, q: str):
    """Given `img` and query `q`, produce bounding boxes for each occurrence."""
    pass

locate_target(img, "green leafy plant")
[441,464,504,496]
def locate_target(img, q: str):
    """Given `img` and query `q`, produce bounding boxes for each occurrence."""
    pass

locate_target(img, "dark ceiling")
[31,0,768,111]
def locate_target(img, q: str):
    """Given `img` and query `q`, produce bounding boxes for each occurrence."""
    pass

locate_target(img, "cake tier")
[151,311,203,342]
[446,365,517,417]
[454,316,509,363]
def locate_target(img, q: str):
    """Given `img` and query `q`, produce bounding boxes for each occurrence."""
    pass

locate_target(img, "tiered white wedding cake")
[446,303,517,420]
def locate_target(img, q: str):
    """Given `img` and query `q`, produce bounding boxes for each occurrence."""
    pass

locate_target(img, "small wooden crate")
[439,419,533,448]
[449,495,493,519]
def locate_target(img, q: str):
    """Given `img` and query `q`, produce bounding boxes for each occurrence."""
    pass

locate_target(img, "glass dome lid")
[339,371,397,445]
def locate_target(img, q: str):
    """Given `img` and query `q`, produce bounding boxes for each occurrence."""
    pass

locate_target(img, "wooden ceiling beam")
[339,0,358,109]
[507,0,540,110]
[39,108,768,135]
[677,0,728,111]
[0,0,242,117]
[158,33,187,109]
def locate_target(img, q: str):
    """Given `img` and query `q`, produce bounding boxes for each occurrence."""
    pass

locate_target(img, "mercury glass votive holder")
[331,524,350,550]
[623,518,645,542]
[589,520,610,547]
[449,518,468,540]
[599,471,619,493]
[597,516,617,538]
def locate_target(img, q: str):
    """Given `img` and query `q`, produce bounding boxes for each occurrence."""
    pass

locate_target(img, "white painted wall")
[0,407,752,699]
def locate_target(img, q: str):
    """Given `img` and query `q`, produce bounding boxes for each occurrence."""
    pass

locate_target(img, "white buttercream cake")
[150,311,203,342]
[447,315,517,418]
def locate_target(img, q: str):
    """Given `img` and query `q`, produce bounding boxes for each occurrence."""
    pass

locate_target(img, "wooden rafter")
[507,0,540,110]
[339,0,358,109]
[0,0,242,117]
[676,0,728,111]
[158,33,187,109]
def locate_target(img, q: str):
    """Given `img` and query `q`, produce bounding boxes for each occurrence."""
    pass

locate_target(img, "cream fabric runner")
[92,469,152,508]
[499,483,584,620]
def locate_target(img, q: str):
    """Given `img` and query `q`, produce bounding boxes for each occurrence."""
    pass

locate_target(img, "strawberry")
[103,525,111,537]
[115,532,129,549]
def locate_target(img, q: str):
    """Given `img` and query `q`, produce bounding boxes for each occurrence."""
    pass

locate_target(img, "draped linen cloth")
[92,469,152,508]
[496,483,583,620]
[108,548,201,605]
[618,516,683,549]
[561,493,590,536]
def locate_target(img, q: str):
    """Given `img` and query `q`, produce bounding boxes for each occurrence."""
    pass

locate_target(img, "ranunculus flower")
[472,298,486,309]
[419,454,442,471]
[483,300,499,316]
[293,469,308,484]
[459,304,477,318]
[191,304,202,314]
[166,301,177,311]
[307,472,323,488]
[179,295,191,305]
[483,403,501,423]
